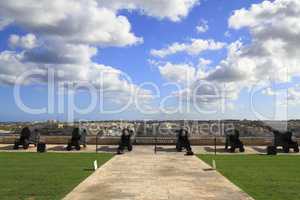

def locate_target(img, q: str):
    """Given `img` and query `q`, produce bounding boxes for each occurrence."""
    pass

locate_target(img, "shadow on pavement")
[47,145,66,151]
[204,146,227,153]
[155,146,178,152]
[97,146,118,153]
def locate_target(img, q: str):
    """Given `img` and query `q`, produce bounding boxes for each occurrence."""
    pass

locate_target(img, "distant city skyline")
[0,0,300,122]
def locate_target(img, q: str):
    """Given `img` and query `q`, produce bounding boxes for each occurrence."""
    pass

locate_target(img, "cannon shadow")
[97,146,118,153]
[204,146,227,153]
[251,146,266,153]
[47,145,66,151]
[155,146,178,152]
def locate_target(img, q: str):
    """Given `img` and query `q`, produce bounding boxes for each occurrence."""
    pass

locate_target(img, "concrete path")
[63,148,254,200]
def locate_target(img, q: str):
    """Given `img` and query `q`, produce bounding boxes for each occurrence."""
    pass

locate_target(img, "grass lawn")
[199,155,300,200]
[0,152,113,200]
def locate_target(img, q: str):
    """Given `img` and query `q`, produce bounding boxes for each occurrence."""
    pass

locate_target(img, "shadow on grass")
[83,168,95,171]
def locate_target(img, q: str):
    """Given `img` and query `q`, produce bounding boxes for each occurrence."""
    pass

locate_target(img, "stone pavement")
[0,144,270,154]
[63,148,254,200]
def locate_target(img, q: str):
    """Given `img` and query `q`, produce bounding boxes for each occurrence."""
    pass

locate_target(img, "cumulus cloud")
[184,0,300,104]
[97,0,199,22]
[288,87,300,104]
[204,41,253,83]
[0,17,12,30]
[150,39,225,58]
[198,58,211,67]
[196,19,209,33]
[0,1,143,47]
[23,42,97,64]
[227,0,300,83]
[0,50,152,102]
[9,34,37,49]
[154,60,239,109]
[158,62,196,84]
[0,1,187,103]
[167,0,300,109]
[0,0,200,46]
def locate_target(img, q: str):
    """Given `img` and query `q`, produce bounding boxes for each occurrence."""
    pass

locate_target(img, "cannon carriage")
[13,127,40,150]
[66,127,87,151]
[225,129,245,153]
[117,128,133,154]
[267,130,299,154]
[175,128,194,155]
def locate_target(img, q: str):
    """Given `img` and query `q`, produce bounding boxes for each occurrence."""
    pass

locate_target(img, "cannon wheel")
[294,146,299,153]
[66,145,72,151]
[176,142,182,152]
[230,147,235,153]
[283,146,290,153]
[75,145,81,151]
[239,146,245,152]
[13,141,19,150]
[128,144,133,151]
[23,140,29,149]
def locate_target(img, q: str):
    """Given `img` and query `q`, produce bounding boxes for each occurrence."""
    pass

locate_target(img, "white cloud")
[197,0,300,92]
[196,19,208,33]
[227,0,300,82]
[9,34,38,49]
[288,88,300,104]
[0,0,202,115]
[150,39,225,58]
[0,17,12,30]
[0,1,142,47]
[23,41,97,64]
[0,1,160,103]
[153,0,300,111]
[97,0,199,22]
[0,50,152,102]
[158,62,196,85]
[198,58,211,67]
[204,41,254,83]
[155,61,239,108]
[0,0,199,46]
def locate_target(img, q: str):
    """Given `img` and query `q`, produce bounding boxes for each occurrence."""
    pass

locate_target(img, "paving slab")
[63,149,254,200]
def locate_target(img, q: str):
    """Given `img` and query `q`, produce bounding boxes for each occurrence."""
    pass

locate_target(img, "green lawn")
[0,152,113,200]
[199,155,300,200]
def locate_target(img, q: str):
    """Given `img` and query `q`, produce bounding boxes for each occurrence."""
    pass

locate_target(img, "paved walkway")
[63,149,254,200]
[0,144,270,154]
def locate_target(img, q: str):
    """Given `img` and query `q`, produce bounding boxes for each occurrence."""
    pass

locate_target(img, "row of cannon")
[13,127,87,152]
[11,126,300,155]
[224,129,299,155]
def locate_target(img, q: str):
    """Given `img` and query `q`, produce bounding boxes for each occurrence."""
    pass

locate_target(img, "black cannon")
[66,128,87,151]
[176,128,194,155]
[225,129,245,153]
[117,128,133,154]
[13,127,39,150]
[267,131,299,154]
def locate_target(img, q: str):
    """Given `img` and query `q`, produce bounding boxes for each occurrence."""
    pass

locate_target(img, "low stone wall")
[0,135,285,146]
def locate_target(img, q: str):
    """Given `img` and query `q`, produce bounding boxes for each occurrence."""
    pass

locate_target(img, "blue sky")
[0,0,300,121]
